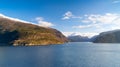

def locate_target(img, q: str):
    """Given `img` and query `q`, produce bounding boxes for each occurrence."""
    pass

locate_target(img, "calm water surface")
[0,42,120,67]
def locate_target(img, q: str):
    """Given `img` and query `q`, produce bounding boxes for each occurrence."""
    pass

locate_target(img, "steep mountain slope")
[93,30,120,43]
[0,17,68,46]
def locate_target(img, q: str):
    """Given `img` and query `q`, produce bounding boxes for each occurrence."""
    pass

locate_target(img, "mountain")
[68,35,90,42]
[0,17,68,46]
[93,30,120,43]
[90,35,98,42]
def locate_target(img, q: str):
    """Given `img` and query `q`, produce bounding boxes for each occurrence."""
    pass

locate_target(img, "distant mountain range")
[68,35,90,42]
[68,29,120,43]
[0,16,68,46]
[67,35,98,42]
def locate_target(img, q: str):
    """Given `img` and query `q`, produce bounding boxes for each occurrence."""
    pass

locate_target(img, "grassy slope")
[0,18,68,46]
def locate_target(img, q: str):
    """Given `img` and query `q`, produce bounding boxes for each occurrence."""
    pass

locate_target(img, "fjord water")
[0,42,120,67]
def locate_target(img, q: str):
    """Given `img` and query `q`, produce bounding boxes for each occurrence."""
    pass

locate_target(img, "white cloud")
[81,20,90,23]
[0,13,31,23]
[62,11,73,20]
[62,32,98,38]
[82,13,119,24]
[113,0,120,3]
[73,24,93,29]
[62,11,81,20]
[62,32,74,36]
[73,13,120,31]
[36,17,54,27]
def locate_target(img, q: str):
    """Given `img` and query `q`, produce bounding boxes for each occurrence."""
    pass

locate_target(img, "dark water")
[0,42,120,67]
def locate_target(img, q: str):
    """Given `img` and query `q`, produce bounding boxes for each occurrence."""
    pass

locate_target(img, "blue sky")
[0,0,120,37]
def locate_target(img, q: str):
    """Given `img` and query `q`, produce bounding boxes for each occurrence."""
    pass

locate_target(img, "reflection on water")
[0,42,120,67]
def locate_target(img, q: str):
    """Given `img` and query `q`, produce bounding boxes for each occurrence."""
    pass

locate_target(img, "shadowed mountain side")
[0,18,68,46]
[93,30,120,43]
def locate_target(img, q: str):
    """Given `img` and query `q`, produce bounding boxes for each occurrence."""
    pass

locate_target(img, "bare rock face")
[0,17,68,46]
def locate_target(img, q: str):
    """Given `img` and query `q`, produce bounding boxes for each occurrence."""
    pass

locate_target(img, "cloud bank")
[73,13,120,31]
[62,32,98,38]
[36,17,54,27]
[62,11,120,36]
[113,0,120,3]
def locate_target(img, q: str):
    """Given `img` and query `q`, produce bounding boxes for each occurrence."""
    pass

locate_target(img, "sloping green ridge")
[0,18,68,46]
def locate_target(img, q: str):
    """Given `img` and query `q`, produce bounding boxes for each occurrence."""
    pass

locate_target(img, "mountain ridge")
[0,17,68,46]
[68,35,90,42]
[93,29,120,43]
